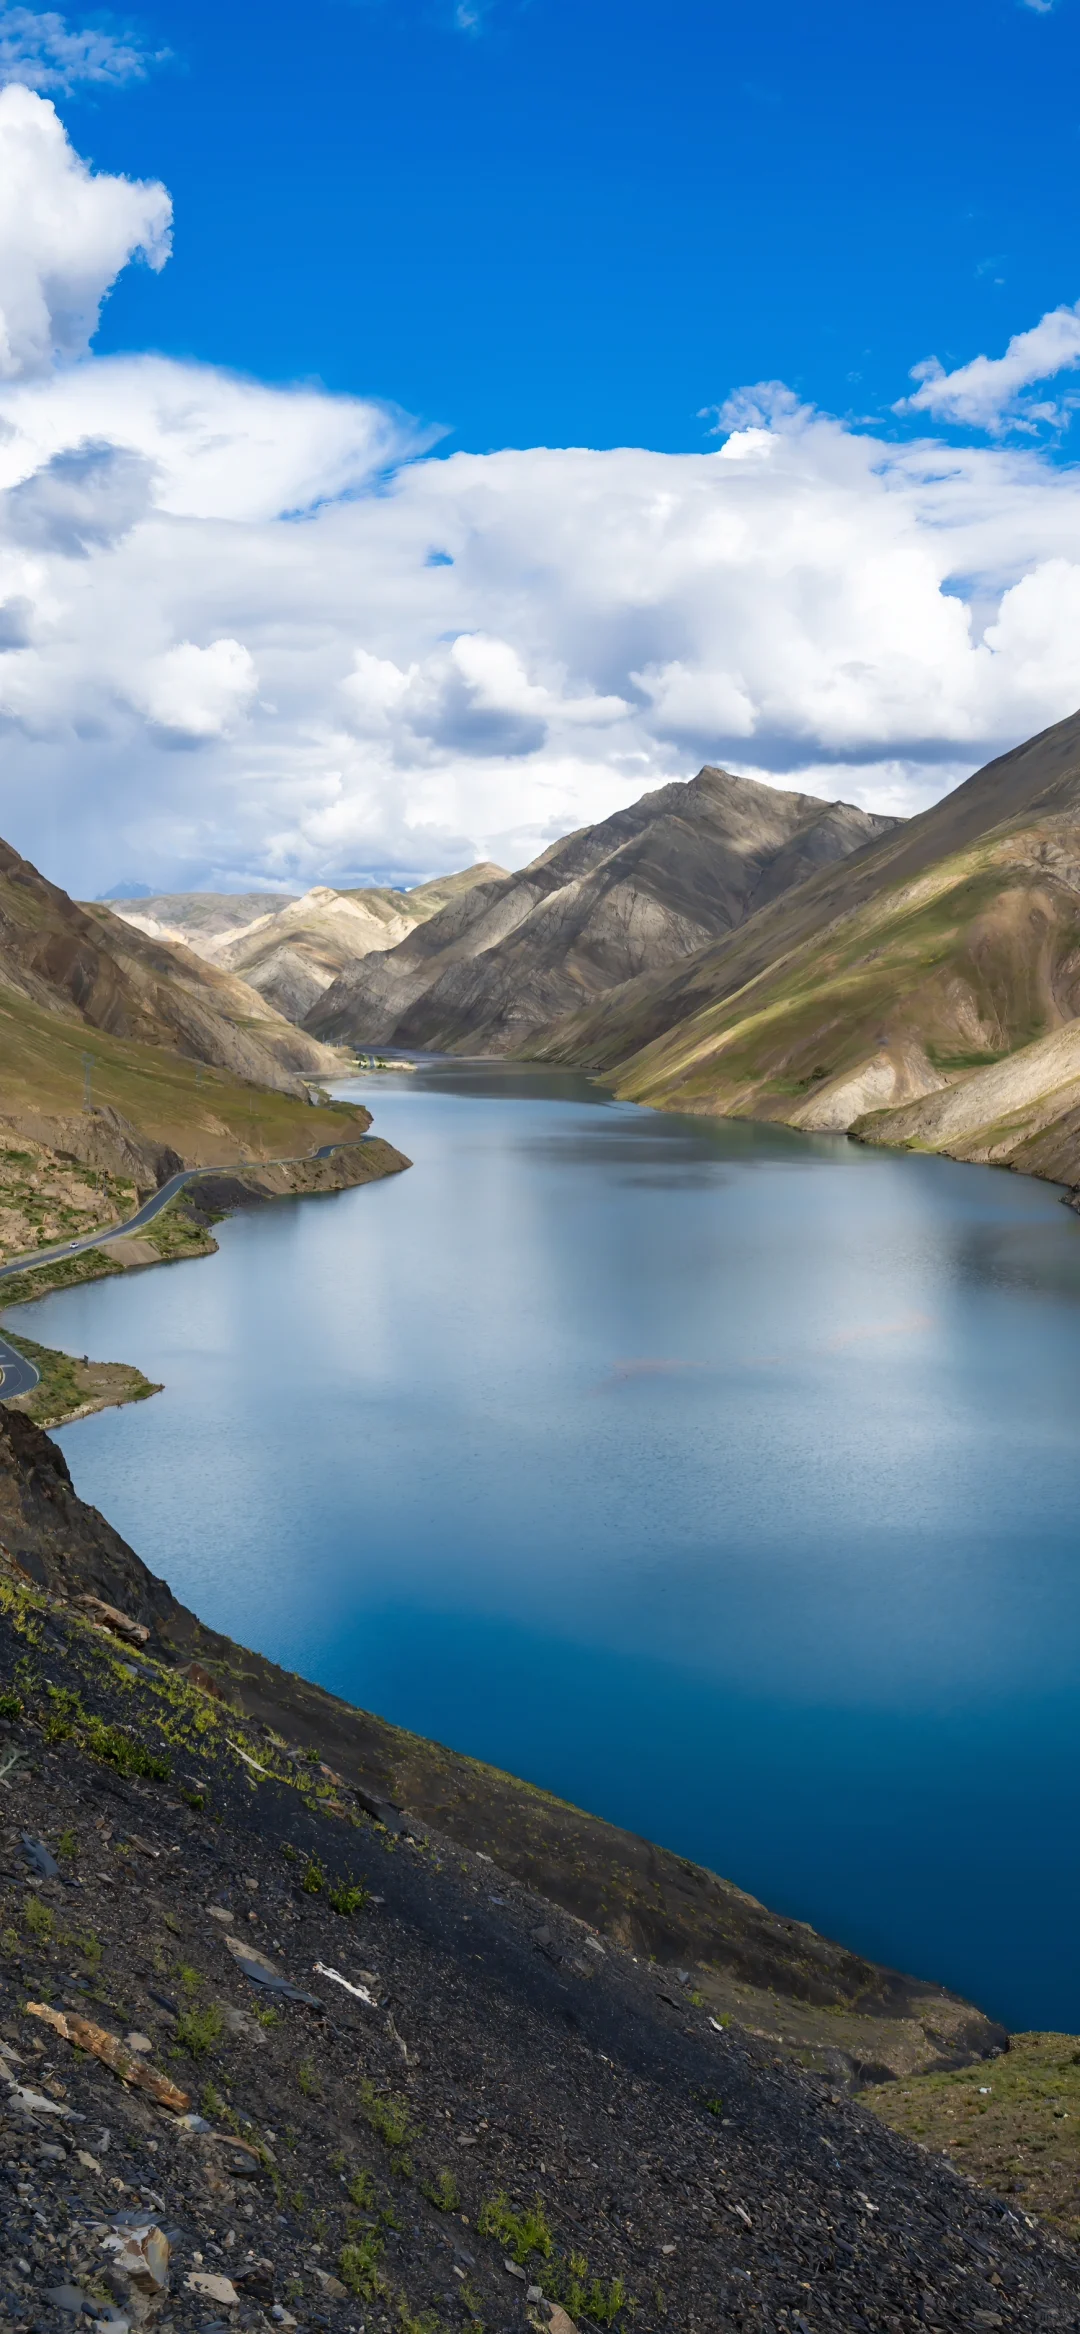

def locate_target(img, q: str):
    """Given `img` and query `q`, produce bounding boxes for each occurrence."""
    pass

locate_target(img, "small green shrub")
[0,1926,19,1956]
[348,2169,376,2209]
[0,1690,22,1720]
[359,2079,416,2176]
[84,1714,170,1782]
[422,2169,460,2212]
[23,1895,54,1939]
[477,2193,552,2264]
[56,1830,78,1861]
[338,2235,385,2301]
[76,1930,102,1966]
[550,2253,627,2326]
[180,1787,205,1811]
[297,2058,320,2098]
[175,2003,224,2058]
[301,1858,324,1895]
[328,1880,369,1916]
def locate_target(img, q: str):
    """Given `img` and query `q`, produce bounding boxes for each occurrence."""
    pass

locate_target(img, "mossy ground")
[864,2033,1080,2239]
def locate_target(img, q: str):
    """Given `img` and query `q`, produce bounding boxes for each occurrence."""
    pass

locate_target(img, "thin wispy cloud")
[0,6,168,95]
[897,301,1080,435]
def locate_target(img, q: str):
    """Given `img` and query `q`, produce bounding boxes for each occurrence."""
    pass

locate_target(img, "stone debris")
[19,1834,59,1878]
[25,2004,191,2111]
[184,2271,238,2306]
[1,1584,1079,2334]
[102,2223,170,2296]
[74,1595,151,1646]
[311,1960,376,2005]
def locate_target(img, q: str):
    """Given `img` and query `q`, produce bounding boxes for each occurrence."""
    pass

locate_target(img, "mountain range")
[534,709,1080,1188]
[109,865,506,1023]
[306,766,897,1053]
[0,836,381,1174]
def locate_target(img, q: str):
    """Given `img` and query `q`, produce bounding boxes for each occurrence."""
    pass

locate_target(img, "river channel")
[14,1063,1080,2029]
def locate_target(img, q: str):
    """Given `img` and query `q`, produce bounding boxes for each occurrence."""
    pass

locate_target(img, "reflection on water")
[12,1059,1080,2028]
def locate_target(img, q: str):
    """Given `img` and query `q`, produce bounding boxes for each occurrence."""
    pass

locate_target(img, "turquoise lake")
[15,1062,1080,2031]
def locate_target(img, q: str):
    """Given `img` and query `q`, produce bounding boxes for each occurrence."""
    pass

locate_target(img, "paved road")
[0,1136,371,1403]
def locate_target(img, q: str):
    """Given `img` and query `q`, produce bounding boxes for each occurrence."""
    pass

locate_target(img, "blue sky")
[2,0,1080,894]
[72,0,1080,456]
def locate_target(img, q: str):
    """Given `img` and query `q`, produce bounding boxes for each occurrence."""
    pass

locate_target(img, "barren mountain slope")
[535,710,1080,1185]
[216,864,506,1021]
[5,1526,1076,2334]
[103,891,297,955]
[0,839,343,1096]
[306,768,897,1052]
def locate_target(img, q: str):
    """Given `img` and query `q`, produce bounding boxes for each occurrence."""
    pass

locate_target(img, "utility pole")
[82,1053,94,1114]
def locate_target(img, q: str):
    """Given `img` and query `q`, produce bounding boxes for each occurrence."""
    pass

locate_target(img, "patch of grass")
[23,1895,54,1939]
[55,1829,78,1861]
[864,2031,1080,2239]
[0,1690,22,1719]
[0,1926,20,1956]
[327,1880,370,1916]
[76,1930,102,1967]
[0,1247,124,1307]
[550,2253,627,2326]
[338,2235,385,2301]
[301,1857,324,1895]
[174,2003,225,2059]
[476,2192,552,2265]
[395,2305,444,2334]
[1,1331,161,1431]
[348,2169,377,2209]
[358,2079,416,2177]
[421,2170,460,2213]
[297,2058,320,2098]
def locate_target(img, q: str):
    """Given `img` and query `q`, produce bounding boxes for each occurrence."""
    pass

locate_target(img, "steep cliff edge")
[3,1563,1077,2334]
[0,1405,1006,2092]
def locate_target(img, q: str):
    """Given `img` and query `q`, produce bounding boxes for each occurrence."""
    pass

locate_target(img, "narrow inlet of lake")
[16,1062,1080,2030]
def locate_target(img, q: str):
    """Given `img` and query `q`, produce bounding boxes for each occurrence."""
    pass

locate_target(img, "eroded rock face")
[306,768,897,1054]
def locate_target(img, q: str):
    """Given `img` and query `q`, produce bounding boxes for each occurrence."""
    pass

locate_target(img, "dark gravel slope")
[1,1575,1079,2334]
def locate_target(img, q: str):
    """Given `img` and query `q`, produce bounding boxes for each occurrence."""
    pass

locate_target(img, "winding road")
[0,1137,373,1402]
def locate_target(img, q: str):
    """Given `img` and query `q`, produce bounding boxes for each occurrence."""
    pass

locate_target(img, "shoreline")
[0,1124,410,1426]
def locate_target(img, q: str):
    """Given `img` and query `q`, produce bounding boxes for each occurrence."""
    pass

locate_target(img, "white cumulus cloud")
[139,638,258,741]
[899,301,1080,435]
[0,84,170,378]
[3,102,1080,898]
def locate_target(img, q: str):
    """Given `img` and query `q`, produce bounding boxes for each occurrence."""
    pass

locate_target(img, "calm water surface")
[15,1063,1080,2029]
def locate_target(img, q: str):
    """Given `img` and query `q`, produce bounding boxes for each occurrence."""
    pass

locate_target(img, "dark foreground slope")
[307,771,896,1056]
[0,1409,1003,2092]
[3,1542,1080,2334]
